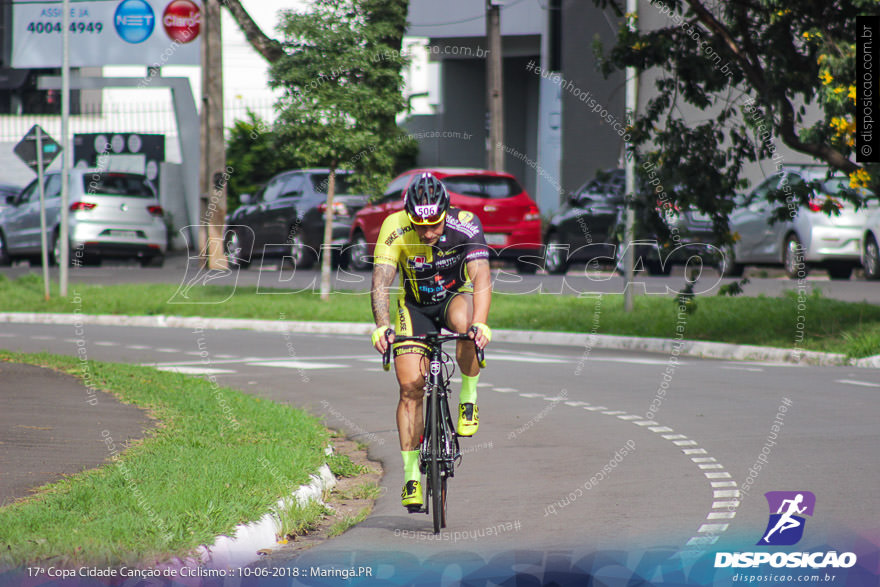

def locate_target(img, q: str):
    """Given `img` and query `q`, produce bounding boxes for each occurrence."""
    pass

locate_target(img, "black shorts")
[393,293,468,358]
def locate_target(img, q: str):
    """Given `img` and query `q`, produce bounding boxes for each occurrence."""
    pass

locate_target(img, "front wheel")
[0,231,11,266]
[863,234,880,280]
[429,389,442,534]
[718,246,745,277]
[783,234,807,279]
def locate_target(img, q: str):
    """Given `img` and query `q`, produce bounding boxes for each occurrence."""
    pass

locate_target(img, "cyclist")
[370,172,492,510]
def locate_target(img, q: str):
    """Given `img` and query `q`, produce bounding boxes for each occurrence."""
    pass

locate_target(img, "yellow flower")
[817,54,827,65]
[833,86,844,95]
[849,85,856,103]
[820,71,833,85]
[849,169,871,189]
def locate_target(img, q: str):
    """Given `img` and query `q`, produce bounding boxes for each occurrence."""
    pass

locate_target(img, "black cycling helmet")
[404,172,450,225]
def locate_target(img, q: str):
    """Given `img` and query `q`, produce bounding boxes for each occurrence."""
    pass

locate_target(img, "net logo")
[758,491,815,546]
[114,0,156,44]
[163,0,200,43]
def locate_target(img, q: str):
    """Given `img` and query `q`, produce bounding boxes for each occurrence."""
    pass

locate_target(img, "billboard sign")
[11,0,201,68]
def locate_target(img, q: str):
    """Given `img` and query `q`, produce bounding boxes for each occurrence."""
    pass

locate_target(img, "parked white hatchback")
[0,169,166,267]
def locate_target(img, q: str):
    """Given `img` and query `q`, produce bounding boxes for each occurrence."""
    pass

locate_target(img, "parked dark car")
[543,169,719,274]
[225,169,367,269]
[345,168,542,273]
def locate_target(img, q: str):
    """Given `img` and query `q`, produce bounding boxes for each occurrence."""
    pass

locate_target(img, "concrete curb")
[160,463,337,572]
[2,312,877,369]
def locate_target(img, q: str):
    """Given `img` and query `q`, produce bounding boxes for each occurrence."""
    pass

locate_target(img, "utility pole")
[200,0,228,269]
[60,0,70,295]
[623,0,638,312]
[486,0,504,171]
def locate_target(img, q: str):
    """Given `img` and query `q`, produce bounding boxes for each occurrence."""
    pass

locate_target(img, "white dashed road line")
[836,379,880,388]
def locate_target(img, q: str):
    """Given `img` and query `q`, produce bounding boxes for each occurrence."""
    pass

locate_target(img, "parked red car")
[345,168,543,273]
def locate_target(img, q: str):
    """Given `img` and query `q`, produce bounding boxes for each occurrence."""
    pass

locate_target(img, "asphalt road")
[2,322,877,583]
[2,253,880,303]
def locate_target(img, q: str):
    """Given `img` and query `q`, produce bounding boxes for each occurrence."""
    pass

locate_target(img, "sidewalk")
[0,362,151,506]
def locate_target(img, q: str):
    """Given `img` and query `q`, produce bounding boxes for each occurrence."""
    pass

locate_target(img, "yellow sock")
[401,450,420,482]
[460,373,478,404]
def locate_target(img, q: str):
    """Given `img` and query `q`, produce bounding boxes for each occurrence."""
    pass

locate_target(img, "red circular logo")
[163,0,200,43]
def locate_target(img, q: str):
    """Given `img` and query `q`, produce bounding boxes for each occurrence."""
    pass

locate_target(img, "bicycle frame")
[382,329,484,532]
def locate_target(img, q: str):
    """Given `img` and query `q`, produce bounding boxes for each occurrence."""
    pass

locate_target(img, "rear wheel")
[783,234,807,279]
[285,229,315,269]
[543,234,569,275]
[863,234,880,280]
[346,231,371,271]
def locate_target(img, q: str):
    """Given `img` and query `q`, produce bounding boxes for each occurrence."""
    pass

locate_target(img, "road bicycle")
[382,328,485,534]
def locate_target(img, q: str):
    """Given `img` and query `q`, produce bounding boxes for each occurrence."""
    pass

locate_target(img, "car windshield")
[441,175,523,199]
[83,173,154,198]
[311,173,355,195]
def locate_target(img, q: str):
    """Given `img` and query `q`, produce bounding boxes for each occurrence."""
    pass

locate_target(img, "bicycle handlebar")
[381,328,486,371]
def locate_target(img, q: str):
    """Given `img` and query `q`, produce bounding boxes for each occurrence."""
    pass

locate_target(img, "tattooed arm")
[370,262,397,352]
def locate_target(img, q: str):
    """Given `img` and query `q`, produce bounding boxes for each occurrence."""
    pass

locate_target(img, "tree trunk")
[320,166,337,301]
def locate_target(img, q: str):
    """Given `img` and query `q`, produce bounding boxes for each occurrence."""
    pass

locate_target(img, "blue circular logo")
[114,0,156,44]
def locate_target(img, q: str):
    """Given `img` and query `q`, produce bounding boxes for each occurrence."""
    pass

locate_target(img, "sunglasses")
[407,210,447,225]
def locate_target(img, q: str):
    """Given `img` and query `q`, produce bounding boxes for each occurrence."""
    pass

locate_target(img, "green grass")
[1,274,879,358]
[327,508,370,538]
[272,498,330,542]
[338,482,382,501]
[326,454,369,478]
[0,351,329,568]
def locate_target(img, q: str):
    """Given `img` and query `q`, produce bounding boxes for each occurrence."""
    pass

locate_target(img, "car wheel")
[543,234,569,275]
[514,259,538,274]
[225,229,251,269]
[346,232,372,272]
[826,263,853,280]
[718,246,745,277]
[286,229,315,269]
[646,258,672,276]
[0,231,11,266]
[140,255,165,268]
[783,233,808,279]
[50,232,62,266]
[863,234,880,280]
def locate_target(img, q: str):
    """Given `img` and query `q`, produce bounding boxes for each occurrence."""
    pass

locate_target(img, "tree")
[591,0,879,242]
[268,0,415,299]
[224,110,302,210]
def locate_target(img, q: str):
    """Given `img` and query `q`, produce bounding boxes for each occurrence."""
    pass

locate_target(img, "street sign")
[14,125,62,172]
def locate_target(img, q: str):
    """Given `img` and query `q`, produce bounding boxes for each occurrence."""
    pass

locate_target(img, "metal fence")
[0,99,277,144]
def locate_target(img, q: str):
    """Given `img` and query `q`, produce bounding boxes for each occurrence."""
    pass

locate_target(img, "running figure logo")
[758,491,816,546]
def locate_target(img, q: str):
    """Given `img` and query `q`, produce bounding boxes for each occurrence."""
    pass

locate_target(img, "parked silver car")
[726,166,876,280]
[0,169,166,267]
